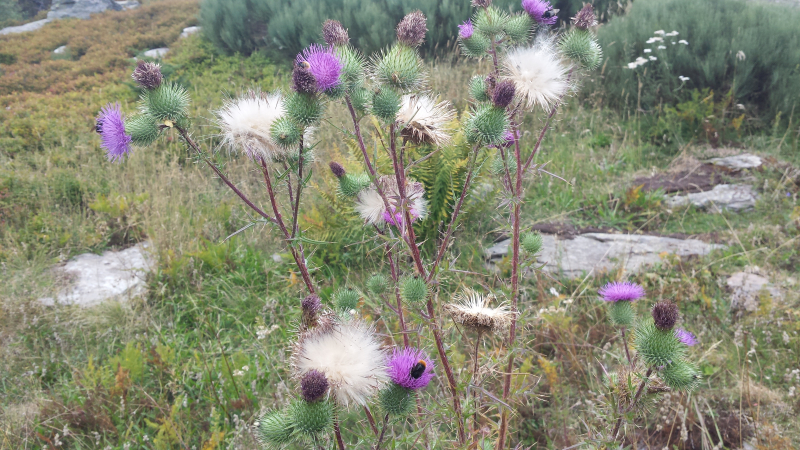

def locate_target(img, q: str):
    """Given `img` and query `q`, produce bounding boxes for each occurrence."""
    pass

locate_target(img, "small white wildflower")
[678,40,689,45]
[242,365,249,372]
[644,48,652,53]
[654,30,665,35]
[627,62,638,69]
[679,76,690,82]
[784,331,791,345]
[658,45,666,49]
[736,50,746,60]
[666,30,679,36]
[646,37,663,43]
[549,287,560,297]
[649,56,657,61]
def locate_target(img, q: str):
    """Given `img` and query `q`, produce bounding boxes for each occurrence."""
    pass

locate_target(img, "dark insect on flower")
[292,62,318,94]
[409,360,427,379]
[543,8,559,19]
[299,60,311,70]
[94,119,104,134]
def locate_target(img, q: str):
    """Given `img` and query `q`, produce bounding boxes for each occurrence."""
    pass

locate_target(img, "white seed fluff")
[503,38,570,111]
[216,92,288,161]
[397,94,455,147]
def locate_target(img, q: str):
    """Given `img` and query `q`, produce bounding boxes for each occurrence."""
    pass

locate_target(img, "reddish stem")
[386,244,410,348]
[427,297,466,443]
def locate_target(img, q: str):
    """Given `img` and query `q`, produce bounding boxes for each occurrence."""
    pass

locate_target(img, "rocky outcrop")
[0,19,52,35]
[666,184,758,212]
[47,0,122,20]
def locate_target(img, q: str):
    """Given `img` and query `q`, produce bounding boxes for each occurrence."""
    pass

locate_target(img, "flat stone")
[666,184,758,212]
[180,26,200,38]
[40,242,155,307]
[0,19,52,35]
[53,45,68,54]
[709,153,762,171]
[727,271,782,312]
[48,0,122,20]
[142,47,169,59]
[487,233,724,279]
[114,0,139,9]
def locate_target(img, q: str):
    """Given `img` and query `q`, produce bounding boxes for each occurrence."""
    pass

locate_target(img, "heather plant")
[91,1,703,447]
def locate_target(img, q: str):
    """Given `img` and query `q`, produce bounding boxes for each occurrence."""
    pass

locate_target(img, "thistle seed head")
[652,300,679,330]
[396,10,427,47]
[322,19,349,46]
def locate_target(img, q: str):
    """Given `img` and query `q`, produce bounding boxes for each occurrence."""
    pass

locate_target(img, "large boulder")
[47,0,122,20]
[665,184,758,212]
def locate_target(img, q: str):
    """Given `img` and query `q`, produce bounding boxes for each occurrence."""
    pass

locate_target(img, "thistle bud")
[329,161,346,179]
[652,300,679,331]
[142,82,190,122]
[491,80,516,109]
[289,399,333,436]
[609,300,635,327]
[132,60,163,90]
[285,92,324,126]
[302,294,321,329]
[270,116,302,149]
[521,232,543,254]
[634,320,686,368]
[372,88,402,123]
[572,4,598,30]
[292,63,318,94]
[338,173,370,197]
[379,383,416,416]
[464,104,510,146]
[366,274,389,295]
[401,276,428,304]
[471,0,492,7]
[468,76,490,102]
[322,19,349,46]
[660,360,701,391]
[300,370,329,402]
[125,114,161,147]
[256,411,294,446]
[396,10,427,48]
[334,288,360,313]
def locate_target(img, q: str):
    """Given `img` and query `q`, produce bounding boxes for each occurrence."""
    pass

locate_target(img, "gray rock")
[114,0,139,9]
[40,242,155,307]
[0,19,52,35]
[180,26,200,38]
[727,271,782,312]
[48,0,122,20]
[487,233,724,279]
[666,184,758,212]
[709,153,762,171]
[142,47,169,59]
[53,45,68,54]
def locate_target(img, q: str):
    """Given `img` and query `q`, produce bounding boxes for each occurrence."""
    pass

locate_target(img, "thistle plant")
[94,1,610,448]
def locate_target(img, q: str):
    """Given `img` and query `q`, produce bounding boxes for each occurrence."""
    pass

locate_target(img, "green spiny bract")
[460,32,490,59]
[401,276,428,304]
[125,114,161,147]
[560,29,603,71]
[371,88,402,123]
[521,232,543,254]
[338,173,371,197]
[469,76,490,102]
[285,92,324,127]
[634,319,686,368]
[489,149,518,175]
[374,44,423,92]
[350,87,372,114]
[256,411,294,447]
[336,45,365,90]
[503,14,532,44]
[334,288,360,312]
[325,83,347,100]
[379,383,416,416]
[366,274,389,295]
[660,360,701,392]
[270,116,303,149]
[141,82,190,122]
[288,399,333,436]
[464,105,510,146]
[609,300,635,327]
[473,6,509,37]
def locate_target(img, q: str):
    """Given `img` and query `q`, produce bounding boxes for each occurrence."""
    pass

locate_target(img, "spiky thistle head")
[366,274,389,295]
[444,290,516,334]
[503,37,570,111]
[397,94,455,147]
[302,294,321,329]
[296,44,343,93]
[131,60,162,90]
[598,281,645,302]
[329,161,346,179]
[96,103,132,162]
[491,80,516,109]
[292,318,388,407]
[387,347,435,390]
[400,276,428,304]
[334,287,361,313]
[322,19,349,46]
[216,91,289,161]
[396,10,427,47]
[572,4,597,30]
[300,369,330,402]
[652,300,680,331]
[522,0,558,25]
[464,104,510,145]
[256,411,294,447]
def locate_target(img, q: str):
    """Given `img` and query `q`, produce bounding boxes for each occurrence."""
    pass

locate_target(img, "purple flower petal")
[458,20,474,40]
[387,347,435,390]
[97,102,132,162]
[598,281,645,302]
[296,44,343,93]
[675,328,698,346]
[522,0,558,25]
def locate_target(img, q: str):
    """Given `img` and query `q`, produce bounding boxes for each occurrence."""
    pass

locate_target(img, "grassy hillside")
[1,0,799,449]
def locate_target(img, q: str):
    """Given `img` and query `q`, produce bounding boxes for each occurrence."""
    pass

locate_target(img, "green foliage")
[596,0,800,121]
[608,300,635,327]
[198,0,270,56]
[379,383,415,416]
[0,0,22,28]
[634,320,686,368]
[489,149,517,176]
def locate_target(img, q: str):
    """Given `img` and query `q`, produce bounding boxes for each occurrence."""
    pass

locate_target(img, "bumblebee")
[410,360,426,379]
[298,60,311,70]
[542,8,559,19]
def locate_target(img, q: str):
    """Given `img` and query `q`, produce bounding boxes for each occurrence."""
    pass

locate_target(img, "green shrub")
[0,0,23,28]
[596,0,800,121]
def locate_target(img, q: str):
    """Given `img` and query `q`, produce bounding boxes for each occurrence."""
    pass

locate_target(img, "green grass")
[1,1,800,449]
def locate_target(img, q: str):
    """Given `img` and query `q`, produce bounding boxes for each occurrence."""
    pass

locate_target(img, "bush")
[0,0,23,28]
[596,0,800,121]
[200,0,624,57]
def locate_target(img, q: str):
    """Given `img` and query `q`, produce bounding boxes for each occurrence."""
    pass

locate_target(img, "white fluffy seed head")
[293,317,388,407]
[354,176,428,225]
[444,290,516,334]
[503,37,570,111]
[397,94,455,147]
[216,91,289,161]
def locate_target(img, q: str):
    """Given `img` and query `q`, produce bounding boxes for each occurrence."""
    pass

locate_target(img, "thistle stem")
[472,332,483,443]
[624,367,653,414]
[334,417,346,450]
[427,297,467,443]
[621,327,633,368]
[521,67,575,174]
[373,413,390,450]
[290,135,304,238]
[364,405,379,437]
[386,243,410,348]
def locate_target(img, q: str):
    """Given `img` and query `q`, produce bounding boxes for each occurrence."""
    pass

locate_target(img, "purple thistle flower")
[296,44,342,93]
[387,347,435,390]
[675,328,698,346]
[522,0,558,25]
[489,130,517,149]
[458,20,474,40]
[598,281,646,302]
[96,103,132,162]
[382,205,423,227]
